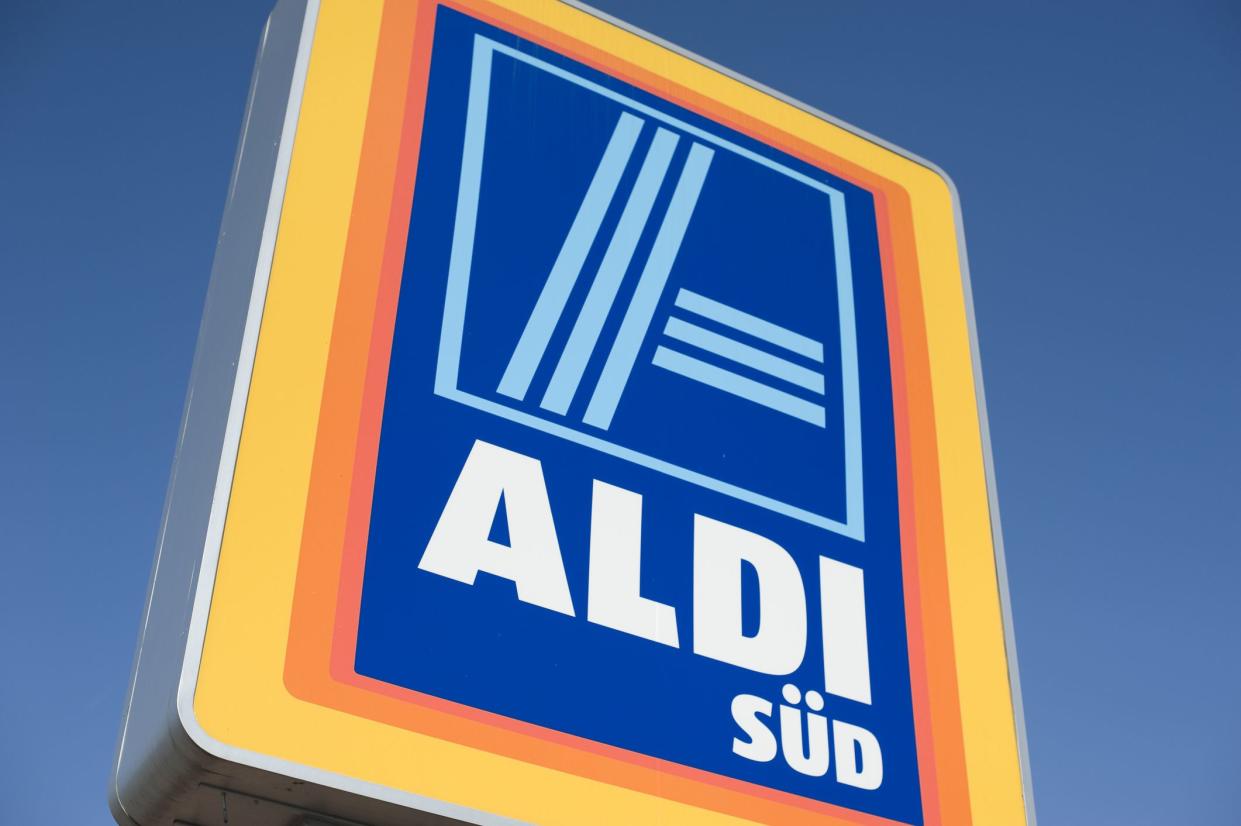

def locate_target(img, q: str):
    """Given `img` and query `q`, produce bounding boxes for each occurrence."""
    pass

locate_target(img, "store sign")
[112,2,1033,825]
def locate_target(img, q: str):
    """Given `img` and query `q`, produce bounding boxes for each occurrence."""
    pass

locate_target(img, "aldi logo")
[434,32,865,539]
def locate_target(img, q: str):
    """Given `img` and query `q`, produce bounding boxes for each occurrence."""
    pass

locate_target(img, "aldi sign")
[111,2,1034,825]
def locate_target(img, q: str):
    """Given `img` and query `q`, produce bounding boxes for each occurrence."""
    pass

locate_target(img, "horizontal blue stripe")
[663,317,825,394]
[674,288,825,363]
[485,38,839,197]
[651,346,826,428]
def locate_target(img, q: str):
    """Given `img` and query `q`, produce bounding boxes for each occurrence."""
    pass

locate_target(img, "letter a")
[418,439,574,615]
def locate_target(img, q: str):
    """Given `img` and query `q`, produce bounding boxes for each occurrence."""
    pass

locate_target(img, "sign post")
[111,1,1034,824]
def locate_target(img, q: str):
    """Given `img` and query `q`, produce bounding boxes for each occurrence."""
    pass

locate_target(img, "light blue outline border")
[434,34,865,541]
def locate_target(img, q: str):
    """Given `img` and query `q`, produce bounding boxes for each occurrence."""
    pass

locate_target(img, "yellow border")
[903,169,1026,825]
[193,1,1027,823]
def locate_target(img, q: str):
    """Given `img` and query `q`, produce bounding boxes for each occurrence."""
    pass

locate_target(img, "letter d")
[692,515,807,675]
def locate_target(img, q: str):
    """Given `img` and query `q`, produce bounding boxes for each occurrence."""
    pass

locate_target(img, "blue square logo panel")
[435,33,863,539]
[355,8,922,824]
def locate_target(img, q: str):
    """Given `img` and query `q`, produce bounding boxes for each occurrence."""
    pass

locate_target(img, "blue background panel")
[355,9,920,823]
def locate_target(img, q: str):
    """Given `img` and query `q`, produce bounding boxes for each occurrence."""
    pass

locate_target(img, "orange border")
[285,1,970,824]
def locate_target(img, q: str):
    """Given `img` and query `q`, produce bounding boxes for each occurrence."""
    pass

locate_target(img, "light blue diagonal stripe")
[540,128,680,415]
[496,111,644,401]
[651,347,826,427]
[674,289,825,363]
[663,317,826,394]
[436,37,494,393]
[583,143,715,430]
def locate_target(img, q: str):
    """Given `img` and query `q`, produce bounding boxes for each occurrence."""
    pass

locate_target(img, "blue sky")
[1,0,1238,823]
